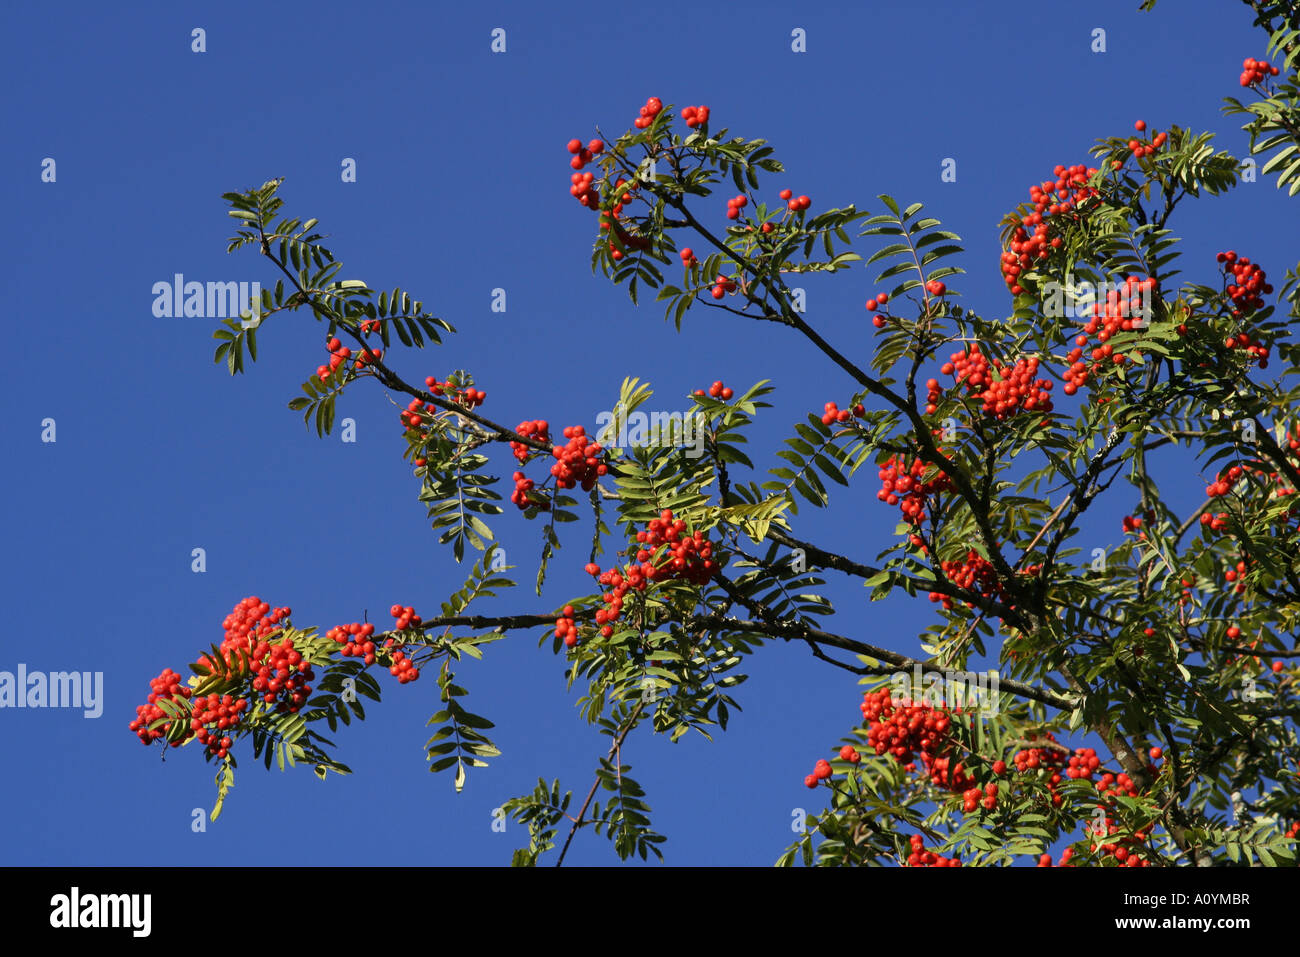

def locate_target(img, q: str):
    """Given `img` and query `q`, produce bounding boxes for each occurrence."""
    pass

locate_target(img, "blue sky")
[0,0,1286,866]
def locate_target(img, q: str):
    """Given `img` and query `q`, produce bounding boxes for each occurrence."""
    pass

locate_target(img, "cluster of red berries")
[925,279,947,297]
[933,551,1001,609]
[400,397,435,434]
[390,604,422,632]
[858,688,977,793]
[820,401,865,425]
[1011,736,1068,775]
[633,96,663,129]
[779,188,811,212]
[570,170,599,209]
[1222,329,1270,365]
[1065,746,1149,798]
[922,377,944,416]
[554,605,580,648]
[510,420,550,462]
[961,782,999,813]
[876,451,953,525]
[1223,559,1250,595]
[1241,57,1280,86]
[400,380,486,436]
[574,511,719,646]
[382,609,423,682]
[932,552,1041,613]
[132,598,299,746]
[220,597,291,652]
[906,834,962,867]
[867,293,891,328]
[1001,162,1100,295]
[566,137,604,170]
[602,177,638,225]
[247,637,313,713]
[1207,464,1247,498]
[581,569,632,643]
[326,621,378,664]
[327,611,421,683]
[551,425,608,490]
[1200,509,1230,533]
[189,692,249,758]
[129,668,195,746]
[837,690,1166,862]
[681,105,710,128]
[1007,734,1071,808]
[1037,848,1077,867]
[1201,435,1300,526]
[943,345,1054,420]
[426,376,486,408]
[388,648,419,684]
[608,220,651,261]
[1063,275,1157,396]
[1095,769,1142,801]
[510,471,547,511]
[711,275,738,300]
[982,355,1053,420]
[803,758,834,788]
[679,247,698,268]
[1125,120,1168,160]
[941,345,989,388]
[633,509,717,586]
[1089,814,1152,866]
[802,745,861,787]
[1218,250,1272,316]
[192,597,293,687]
[359,318,381,334]
[725,194,748,220]
[316,336,353,380]
[1013,734,1149,813]
[694,380,734,401]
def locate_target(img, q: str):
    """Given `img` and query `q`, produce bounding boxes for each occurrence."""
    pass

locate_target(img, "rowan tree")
[131,0,1300,866]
